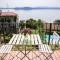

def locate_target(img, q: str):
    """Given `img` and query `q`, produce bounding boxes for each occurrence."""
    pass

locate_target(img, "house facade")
[0,12,18,34]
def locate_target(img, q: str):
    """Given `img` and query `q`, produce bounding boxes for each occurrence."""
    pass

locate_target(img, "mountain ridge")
[0,7,60,10]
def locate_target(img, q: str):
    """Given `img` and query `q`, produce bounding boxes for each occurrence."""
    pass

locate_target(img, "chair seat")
[39,44,53,53]
[0,45,13,53]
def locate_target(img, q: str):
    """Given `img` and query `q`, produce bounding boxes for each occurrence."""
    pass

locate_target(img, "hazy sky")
[0,0,60,8]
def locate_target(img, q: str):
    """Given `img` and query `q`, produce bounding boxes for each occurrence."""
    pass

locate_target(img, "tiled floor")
[0,50,60,60]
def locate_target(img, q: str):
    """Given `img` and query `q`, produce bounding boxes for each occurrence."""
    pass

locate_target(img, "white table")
[8,34,43,60]
[8,34,42,45]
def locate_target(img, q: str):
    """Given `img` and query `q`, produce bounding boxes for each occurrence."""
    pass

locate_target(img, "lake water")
[1,9,60,23]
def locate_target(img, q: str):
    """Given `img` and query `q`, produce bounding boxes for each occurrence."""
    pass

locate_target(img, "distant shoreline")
[0,7,60,10]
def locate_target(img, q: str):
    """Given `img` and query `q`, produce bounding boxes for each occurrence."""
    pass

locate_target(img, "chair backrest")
[52,31,60,44]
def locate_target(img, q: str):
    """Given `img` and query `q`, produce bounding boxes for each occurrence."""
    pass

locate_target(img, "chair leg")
[45,54,53,60]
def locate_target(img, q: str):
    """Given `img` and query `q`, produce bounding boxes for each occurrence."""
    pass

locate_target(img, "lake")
[1,9,60,23]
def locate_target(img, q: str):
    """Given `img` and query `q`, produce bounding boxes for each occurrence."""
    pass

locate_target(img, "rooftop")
[0,12,17,16]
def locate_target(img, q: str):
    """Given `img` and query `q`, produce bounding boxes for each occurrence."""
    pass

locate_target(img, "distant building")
[0,12,18,34]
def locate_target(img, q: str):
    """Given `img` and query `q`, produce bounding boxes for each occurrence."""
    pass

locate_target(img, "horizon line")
[0,7,60,9]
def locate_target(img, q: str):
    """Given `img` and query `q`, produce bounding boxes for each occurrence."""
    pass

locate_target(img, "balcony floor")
[0,50,60,60]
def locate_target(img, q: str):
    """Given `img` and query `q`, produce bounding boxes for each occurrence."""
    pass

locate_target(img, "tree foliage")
[19,20,25,29]
[54,20,60,24]
[19,18,44,30]
[26,18,37,29]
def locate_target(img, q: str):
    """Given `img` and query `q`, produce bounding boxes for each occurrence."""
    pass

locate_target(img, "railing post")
[48,23,52,45]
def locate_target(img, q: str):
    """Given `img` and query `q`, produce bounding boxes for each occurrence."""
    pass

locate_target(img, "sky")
[0,0,60,8]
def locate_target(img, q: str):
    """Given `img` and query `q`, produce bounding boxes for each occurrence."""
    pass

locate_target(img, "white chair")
[39,44,53,60]
[0,44,13,60]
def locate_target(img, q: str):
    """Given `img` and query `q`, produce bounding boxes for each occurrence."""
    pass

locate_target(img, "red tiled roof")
[0,12,17,16]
